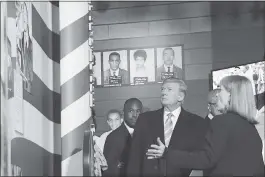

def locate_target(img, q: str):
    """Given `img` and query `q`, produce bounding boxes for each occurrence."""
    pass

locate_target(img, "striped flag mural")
[4,1,61,176]
[60,1,92,176]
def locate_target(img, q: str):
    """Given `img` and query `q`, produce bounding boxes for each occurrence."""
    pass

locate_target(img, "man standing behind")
[127,77,208,177]
[156,48,183,82]
[96,109,123,152]
[103,98,143,177]
[104,52,129,85]
[206,89,222,122]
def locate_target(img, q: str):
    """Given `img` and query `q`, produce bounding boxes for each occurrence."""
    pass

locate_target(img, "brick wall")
[211,1,265,69]
[93,1,265,136]
[93,1,213,135]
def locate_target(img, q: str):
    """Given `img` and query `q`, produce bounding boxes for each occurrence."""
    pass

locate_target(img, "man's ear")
[207,104,211,112]
[177,92,185,102]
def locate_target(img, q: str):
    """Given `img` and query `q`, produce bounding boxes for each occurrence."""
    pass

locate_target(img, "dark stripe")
[61,66,90,110]
[23,73,61,124]
[7,2,16,18]
[60,13,89,59]
[62,118,94,160]
[11,138,61,176]
[52,2,60,34]
[49,1,59,7]
[32,5,60,63]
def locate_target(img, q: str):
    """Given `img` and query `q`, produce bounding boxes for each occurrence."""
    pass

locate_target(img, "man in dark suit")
[206,88,222,122]
[103,98,143,177]
[104,52,129,84]
[126,77,208,177]
[156,48,183,82]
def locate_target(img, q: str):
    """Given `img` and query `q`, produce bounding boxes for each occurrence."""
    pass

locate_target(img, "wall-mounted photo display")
[129,48,155,85]
[102,50,129,87]
[156,46,183,82]
[93,52,102,86]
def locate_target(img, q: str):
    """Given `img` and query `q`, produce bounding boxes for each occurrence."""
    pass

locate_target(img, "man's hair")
[162,77,187,97]
[124,98,143,111]
[133,50,147,61]
[208,89,221,104]
[220,75,258,124]
[109,52,120,61]
[106,109,122,120]
[163,47,175,57]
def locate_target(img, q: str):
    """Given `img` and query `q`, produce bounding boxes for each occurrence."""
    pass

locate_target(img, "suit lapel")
[118,69,122,77]
[157,108,165,144]
[120,123,130,137]
[168,108,189,147]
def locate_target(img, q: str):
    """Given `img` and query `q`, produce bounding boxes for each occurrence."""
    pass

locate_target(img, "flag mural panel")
[2,1,61,176]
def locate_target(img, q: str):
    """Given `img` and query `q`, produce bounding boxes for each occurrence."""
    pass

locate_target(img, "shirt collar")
[110,68,120,76]
[208,113,214,119]
[164,64,173,72]
[164,106,181,124]
[124,122,134,135]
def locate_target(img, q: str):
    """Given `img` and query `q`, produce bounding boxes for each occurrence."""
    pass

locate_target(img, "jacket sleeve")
[103,135,119,177]
[165,115,231,170]
[126,114,145,177]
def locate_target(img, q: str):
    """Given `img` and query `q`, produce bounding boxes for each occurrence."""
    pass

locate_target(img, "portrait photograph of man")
[156,46,183,82]
[129,48,155,85]
[103,50,129,86]
[93,52,102,86]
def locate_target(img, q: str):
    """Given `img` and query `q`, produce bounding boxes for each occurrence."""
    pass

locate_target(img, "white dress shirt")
[134,67,147,77]
[110,68,120,76]
[124,122,134,136]
[164,64,174,72]
[208,113,214,119]
[163,107,181,133]
[96,130,112,152]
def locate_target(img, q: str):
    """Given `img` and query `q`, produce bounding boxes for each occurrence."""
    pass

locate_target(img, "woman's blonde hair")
[220,75,258,124]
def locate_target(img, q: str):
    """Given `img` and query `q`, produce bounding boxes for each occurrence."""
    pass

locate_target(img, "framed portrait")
[156,46,183,82]
[102,50,129,86]
[129,48,155,85]
[93,52,102,86]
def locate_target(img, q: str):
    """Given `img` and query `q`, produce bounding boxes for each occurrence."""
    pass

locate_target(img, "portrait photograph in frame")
[129,48,155,85]
[156,46,183,83]
[102,50,129,87]
[93,52,102,86]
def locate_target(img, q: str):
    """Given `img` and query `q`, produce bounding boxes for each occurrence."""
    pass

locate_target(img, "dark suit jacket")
[256,91,264,110]
[156,65,183,82]
[104,68,129,84]
[103,123,132,177]
[205,115,211,124]
[126,108,209,177]
[166,112,265,176]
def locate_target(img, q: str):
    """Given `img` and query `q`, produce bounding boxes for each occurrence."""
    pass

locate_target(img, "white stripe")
[62,150,83,176]
[59,2,88,30]
[32,38,60,93]
[32,2,59,34]
[7,98,61,155]
[60,40,89,85]
[61,92,91,137]
[23,100,61,155]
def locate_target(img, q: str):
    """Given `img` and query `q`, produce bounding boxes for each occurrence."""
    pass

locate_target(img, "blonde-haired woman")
[146,75,264,176]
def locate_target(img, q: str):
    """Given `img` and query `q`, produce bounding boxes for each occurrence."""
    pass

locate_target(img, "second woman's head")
[217,75,257,124]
